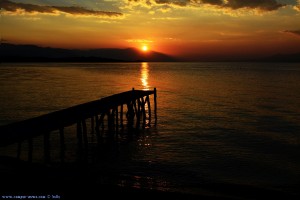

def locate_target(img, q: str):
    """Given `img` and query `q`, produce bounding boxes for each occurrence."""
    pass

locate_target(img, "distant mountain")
[0,43,176,62]
[2,43,298,62]
[256,53,300,62]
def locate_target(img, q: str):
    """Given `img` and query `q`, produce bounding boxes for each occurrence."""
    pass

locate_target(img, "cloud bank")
[221,0,284,11]
[0,0,123,17]
[125,0,285,11]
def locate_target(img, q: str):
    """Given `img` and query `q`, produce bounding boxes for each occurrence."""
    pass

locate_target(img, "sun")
[142,45,148,52]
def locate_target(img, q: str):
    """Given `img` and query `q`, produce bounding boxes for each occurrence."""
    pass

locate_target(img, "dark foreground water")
[0,62,299,196]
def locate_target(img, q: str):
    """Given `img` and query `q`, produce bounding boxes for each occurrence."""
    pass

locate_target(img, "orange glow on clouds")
[2,0,300,60]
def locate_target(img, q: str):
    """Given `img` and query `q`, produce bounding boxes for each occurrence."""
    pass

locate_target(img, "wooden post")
[77,122,83,151]
[59,127,65,163]
[107,110,112,133]
[131,88,137,126]
[101,113,105,131]
[82,120,88,151]
[44,132,50,163]
[136,98,141,128]
[133,99,137,124]
[120,104,124,129]
[141,97,146,128]
[115,107,119,136]
[95,115,101,144]
[99,113,105,133]
[126,102,134,128]
[146,95,151,125]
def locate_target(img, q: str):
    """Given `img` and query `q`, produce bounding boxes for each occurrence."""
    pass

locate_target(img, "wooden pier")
[0,88,157,164]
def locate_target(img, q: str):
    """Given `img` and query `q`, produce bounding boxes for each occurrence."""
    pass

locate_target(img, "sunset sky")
[1,0,300,60]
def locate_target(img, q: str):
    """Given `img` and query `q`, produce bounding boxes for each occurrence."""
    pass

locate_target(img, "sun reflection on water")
[140,62,150,90]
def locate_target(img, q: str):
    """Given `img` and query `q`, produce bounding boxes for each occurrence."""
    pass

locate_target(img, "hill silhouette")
[2,43,299,62]
[0,43,176,62]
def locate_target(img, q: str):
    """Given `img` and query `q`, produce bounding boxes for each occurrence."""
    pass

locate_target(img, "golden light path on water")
[139,62,152,129]
[140,62,150,90]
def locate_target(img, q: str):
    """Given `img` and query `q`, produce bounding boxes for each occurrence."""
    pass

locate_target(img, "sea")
[0,62,299,196]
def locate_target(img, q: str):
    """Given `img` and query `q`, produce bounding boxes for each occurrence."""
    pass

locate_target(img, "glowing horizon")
[1,0,300,60]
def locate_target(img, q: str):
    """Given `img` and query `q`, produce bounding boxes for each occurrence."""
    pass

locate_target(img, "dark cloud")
[283,30,300,36]
[224,0,285,11]
[201,0,285,11]
[0,0,123,17]
[152,0,189,7]
[128,0,285,11]
[201,0,224,6]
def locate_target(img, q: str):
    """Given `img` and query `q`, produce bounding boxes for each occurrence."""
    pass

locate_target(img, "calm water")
[0,62,300,194]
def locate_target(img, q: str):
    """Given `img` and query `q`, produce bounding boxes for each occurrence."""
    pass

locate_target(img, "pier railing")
[0,88,157,163]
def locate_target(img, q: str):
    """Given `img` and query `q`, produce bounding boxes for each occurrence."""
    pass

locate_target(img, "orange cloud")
[0,0,123,17]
